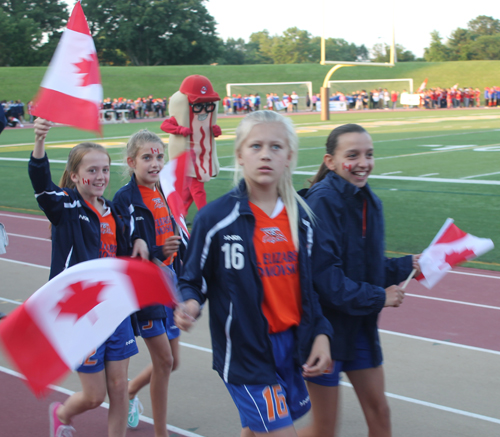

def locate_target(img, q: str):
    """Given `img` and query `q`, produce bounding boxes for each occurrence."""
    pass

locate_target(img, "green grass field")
[1,108,499,270]
[2,60,500,105]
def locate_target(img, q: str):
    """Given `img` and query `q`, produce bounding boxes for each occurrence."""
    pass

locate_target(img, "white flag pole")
[401,268,417,291]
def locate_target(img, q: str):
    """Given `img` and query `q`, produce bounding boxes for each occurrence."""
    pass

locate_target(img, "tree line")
[1,0,499,67]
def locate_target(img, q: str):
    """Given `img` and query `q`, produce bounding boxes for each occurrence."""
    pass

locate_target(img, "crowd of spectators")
[3,86,500,129]
[100,96,167,120]
[1,100,27,127]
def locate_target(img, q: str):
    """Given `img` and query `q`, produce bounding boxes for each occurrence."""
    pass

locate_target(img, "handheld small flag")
[159,151,190,238]
[0,257,176,396]
[416,78,428,94]
[416,219,494,289]
[32,1,102,135]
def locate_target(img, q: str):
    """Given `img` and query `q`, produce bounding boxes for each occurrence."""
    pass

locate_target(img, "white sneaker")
[127,396,143,428]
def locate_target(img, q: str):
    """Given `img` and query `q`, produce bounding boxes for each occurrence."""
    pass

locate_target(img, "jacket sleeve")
[308,192,386,316]
[384,255,413,287]
[177,211,211,306]
[28,153,70,226]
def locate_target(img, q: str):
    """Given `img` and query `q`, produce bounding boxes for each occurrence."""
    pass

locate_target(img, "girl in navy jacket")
[113,129,182,435]
[175,111,332,436]
[30,119,148,437]
[299,124,420,437]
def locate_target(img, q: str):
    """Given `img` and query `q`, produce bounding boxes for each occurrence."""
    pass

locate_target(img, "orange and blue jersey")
[178,181,332,386]
[249,201,301,334]
[138,185,175,265]
[87,202,117,258]
[28,153,131,280]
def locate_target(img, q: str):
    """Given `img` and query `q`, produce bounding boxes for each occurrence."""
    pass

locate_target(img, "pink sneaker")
[49,402,75,437]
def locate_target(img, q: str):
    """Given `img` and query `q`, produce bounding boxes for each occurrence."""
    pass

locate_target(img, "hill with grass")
[2,61,499,104]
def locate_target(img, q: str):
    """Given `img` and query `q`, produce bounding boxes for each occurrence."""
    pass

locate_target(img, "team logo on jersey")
[261,227,287,244]
[100,223,113,235]
[152,198,165,209]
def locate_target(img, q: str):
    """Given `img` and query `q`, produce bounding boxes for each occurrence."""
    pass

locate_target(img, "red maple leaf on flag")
[440,248,476,269]
[55,281,108,324]
[73,53,101,87]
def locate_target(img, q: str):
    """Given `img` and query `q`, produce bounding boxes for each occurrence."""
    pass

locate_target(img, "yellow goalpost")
[320,2,397,120]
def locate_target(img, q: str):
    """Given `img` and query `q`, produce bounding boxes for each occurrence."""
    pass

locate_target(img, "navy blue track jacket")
[304,171,412,364]
[28,153,132,280]
[178,182,333,385]
[113,174,186,321]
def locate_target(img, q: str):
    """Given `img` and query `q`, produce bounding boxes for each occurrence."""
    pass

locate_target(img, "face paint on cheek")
[342,163,352,171]
[151,148,159,154]
[83,179,90,185]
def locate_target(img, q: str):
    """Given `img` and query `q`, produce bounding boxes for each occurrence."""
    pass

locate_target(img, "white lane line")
[381,171,402,175]
[0,213,48,222]
[7,233,50,242]
[0,157,126,167]
[0,366,205,437]
[219,166,500,184]
[418,173,439,177]
[0,297,23,305]
[406,293,500,311]
[380,330,500,356]
[179,342,213,353]
[343,380,500,425]
[462,171,500,180]
[450,271,500,280]
[0,258,50,269]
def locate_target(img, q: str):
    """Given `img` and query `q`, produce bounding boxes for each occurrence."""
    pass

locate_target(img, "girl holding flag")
[298,124,420,437]
[174,111,332,437]
[29,118,149,437]
[113,129,182,436]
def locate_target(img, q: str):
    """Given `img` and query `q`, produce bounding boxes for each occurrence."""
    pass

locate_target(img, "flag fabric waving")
[32,1,102,135]
[416,78,428,94]
[416,218,494,289]
[159,151,190,238]
[0,258,176,396]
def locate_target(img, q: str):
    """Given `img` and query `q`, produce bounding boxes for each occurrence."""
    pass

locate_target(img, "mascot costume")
[161,75,221,211]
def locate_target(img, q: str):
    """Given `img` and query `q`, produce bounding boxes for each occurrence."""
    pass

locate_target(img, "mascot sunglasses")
[190,102,216,113]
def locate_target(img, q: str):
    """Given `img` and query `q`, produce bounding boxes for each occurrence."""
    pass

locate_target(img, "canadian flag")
[159,151,190,238]
[416,219,494,289]
[0,258,176,395]
[32,1,102,135]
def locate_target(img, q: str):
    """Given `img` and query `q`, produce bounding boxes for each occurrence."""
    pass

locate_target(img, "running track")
[1,210,500,436]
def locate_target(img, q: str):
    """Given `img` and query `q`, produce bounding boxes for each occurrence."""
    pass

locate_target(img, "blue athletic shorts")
[306,330,382,387]
[77,317,138,373]
[138,306,180,340]
[224,329,310,433]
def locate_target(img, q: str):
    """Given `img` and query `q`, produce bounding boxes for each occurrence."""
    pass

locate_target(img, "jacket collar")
[325,171,379,207]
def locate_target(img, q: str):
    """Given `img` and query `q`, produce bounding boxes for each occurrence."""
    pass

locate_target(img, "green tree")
[371,43,416,62]
[247,31,276,64]
[447,28,473,60]
[217,38,247,65]
[271,27,313,64]
[468,15,500,36]
[309,37,368,62]
[82,0,220,66]
[0,0,68,66]
[424,31,452,61]
[468,34,500,60]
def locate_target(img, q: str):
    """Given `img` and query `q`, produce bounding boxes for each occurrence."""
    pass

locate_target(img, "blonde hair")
[59,143,110,189]
[233,111,313,250]
[124,129,165,178]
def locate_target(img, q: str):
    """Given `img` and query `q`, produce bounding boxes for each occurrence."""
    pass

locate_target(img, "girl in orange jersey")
[30,118,148,437]
[113,129,182,437]
[175,111,332,437]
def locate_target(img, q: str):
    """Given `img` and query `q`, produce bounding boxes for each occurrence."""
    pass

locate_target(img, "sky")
[203,0,497,58]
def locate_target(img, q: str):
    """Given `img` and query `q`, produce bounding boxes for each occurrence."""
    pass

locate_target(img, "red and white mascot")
[161,75,221,211]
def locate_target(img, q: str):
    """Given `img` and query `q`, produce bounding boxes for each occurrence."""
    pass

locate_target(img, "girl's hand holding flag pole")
[404,219,494,290]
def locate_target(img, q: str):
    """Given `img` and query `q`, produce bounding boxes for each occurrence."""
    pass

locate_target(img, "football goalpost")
[319,0,398,119]
[225,82,313,111]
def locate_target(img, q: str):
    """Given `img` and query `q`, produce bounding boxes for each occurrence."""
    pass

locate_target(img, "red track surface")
[1,209,500,436]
